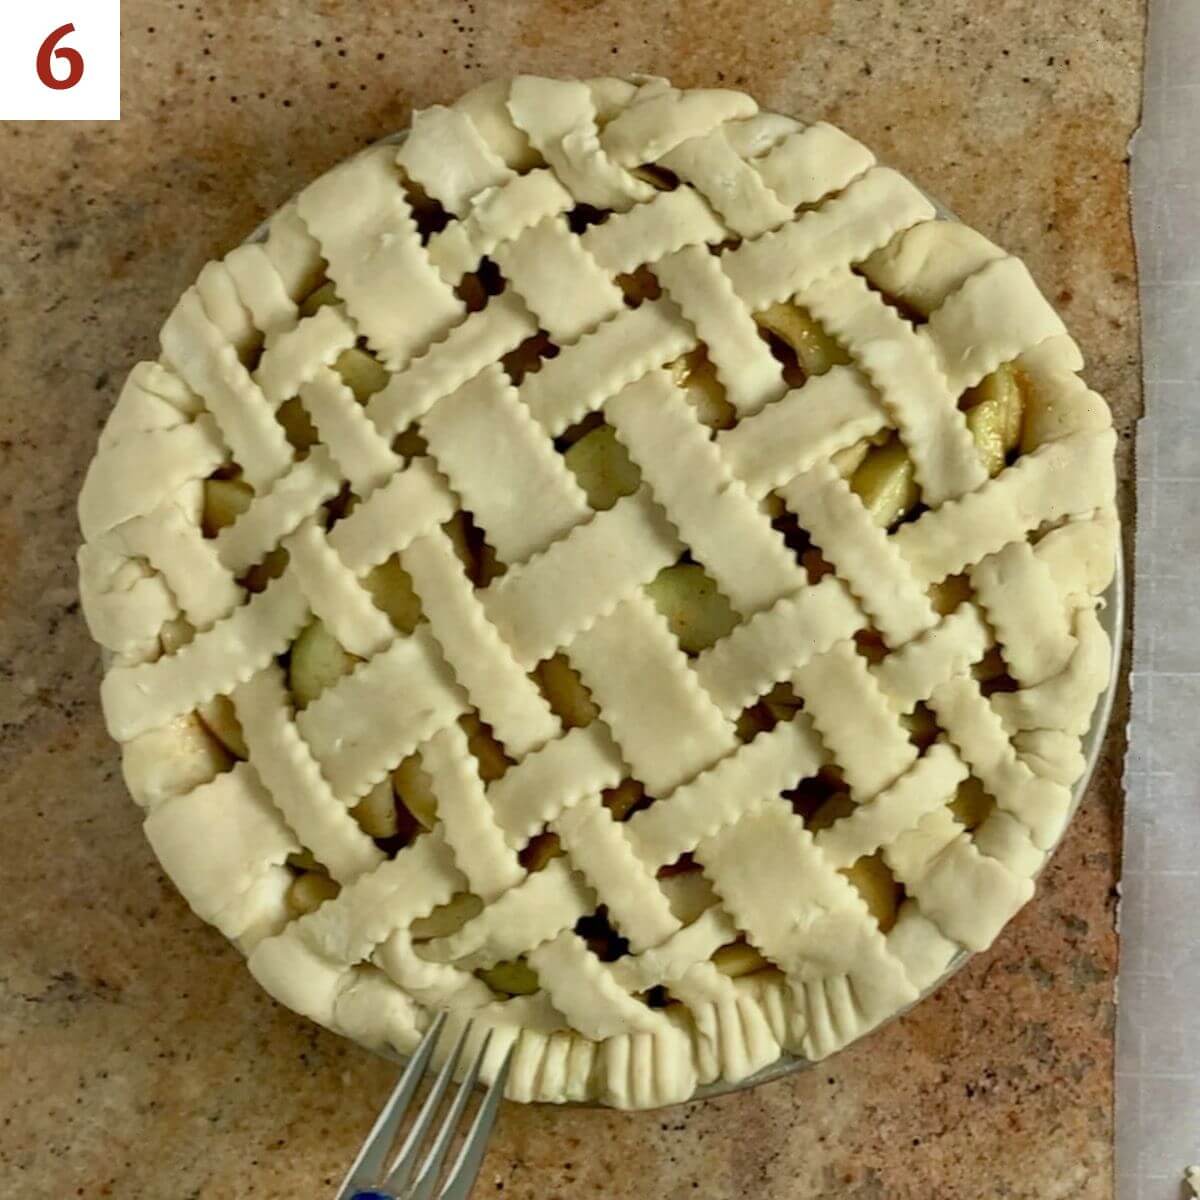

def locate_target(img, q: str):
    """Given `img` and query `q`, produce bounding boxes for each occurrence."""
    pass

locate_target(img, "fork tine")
[334,1012,447,1200]
[380,1019,472,1195]
[436,1042,514,1200]
[406,1031,494,1200]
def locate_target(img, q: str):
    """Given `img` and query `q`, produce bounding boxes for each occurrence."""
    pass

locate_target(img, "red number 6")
[36,23,85,91]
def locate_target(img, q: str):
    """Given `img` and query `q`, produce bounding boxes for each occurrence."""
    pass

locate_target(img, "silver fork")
[335,1014,512,1200]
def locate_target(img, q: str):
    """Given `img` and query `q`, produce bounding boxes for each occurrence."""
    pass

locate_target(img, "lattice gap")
[243,547,290,594]
[965,604,1019,698]
[647,558,738,658]
[603,777,650,822]
[400,172,452,244]
[766,498,813,562]
[443,506,503,587]
[616,265,661,307]
[768,510,854,596]
[804,788,906,934]
[392,423,428,462]
[299,279,341,319]
[975,647,1019,698]
[455,257,505,313]
[853,626,888,666]
[575,908,631,962]
[852,267,930,326]
[674,349,736,433]
[949,774,997,832]
[736,681,805,744]
[904,702,940,752]
[565,203,608,235]
[531,652,600,731]
[754,299,851,389]
[500,330,559,384]
[555,410,606,451]
[847,853,904,933]
[630,162,680,192]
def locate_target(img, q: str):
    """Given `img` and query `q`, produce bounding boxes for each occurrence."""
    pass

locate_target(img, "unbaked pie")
[77,74,1118,1108]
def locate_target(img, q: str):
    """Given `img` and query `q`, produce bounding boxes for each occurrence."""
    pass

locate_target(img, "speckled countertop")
[0,2,1142,1197]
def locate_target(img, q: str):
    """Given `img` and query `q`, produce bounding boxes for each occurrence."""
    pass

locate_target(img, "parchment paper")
[1118,0,1200,1195]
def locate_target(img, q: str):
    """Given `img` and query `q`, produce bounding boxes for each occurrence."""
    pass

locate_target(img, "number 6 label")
[37,24,86,92]
[1,1,119,119]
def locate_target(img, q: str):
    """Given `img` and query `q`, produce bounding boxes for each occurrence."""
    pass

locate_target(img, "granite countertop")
[0,2,1143,1196]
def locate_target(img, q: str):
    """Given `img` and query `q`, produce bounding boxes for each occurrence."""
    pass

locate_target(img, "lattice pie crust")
[77,75,1118,1108]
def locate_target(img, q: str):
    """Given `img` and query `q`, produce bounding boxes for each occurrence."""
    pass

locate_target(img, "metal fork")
[336,1014,512,1200]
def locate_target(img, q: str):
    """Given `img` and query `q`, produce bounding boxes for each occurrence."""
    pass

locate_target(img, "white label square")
[0,2,120,120]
